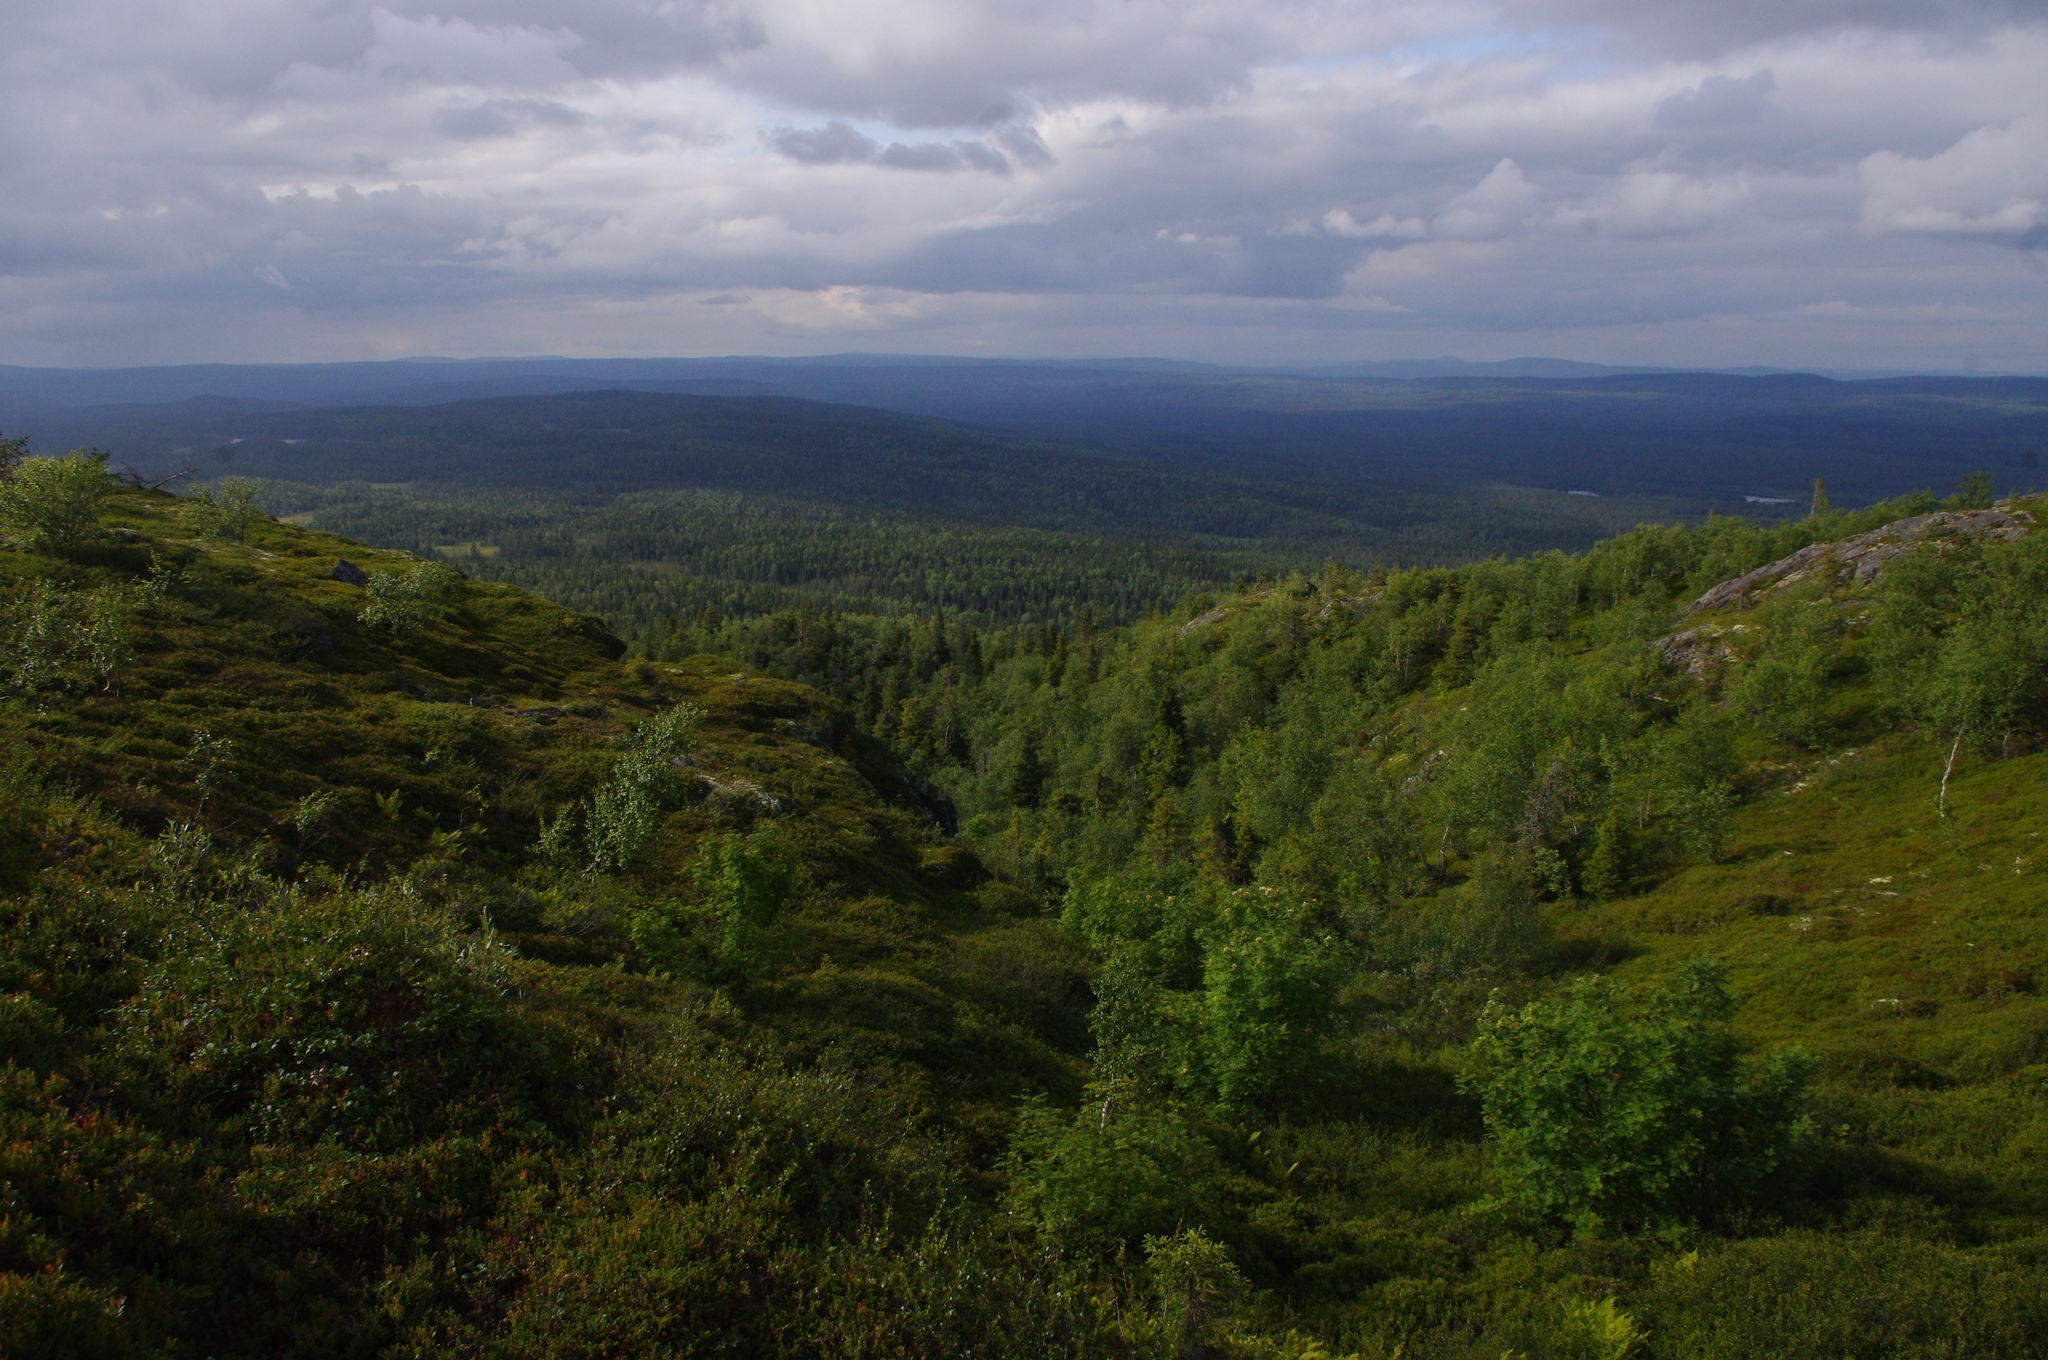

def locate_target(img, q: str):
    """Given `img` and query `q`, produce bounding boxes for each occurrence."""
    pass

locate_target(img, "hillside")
[686,477,2048,1355]
[5,455,2047,1358]
[0,476,1104,1355]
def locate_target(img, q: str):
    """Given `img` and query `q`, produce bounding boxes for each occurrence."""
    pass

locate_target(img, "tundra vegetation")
[1,447,2045,1359]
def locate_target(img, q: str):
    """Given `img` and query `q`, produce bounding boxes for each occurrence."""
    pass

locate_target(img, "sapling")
[0,450,111,555]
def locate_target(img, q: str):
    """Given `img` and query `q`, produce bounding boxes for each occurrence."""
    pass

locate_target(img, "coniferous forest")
[4,409,2048,1360]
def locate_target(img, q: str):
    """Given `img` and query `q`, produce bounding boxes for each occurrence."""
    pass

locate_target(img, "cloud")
[770,120,1029,172]
[1496,0,2048,56]
[771,121,882,164]
[1552,171,1755,237]
[1858,117,2048,235]
[434,97,588,140]
[0,0,2043,369]
[1655,71,1777,128]
[1320,209,1427,239]
[1434,160,1542,239]
[1793,299,1981,316]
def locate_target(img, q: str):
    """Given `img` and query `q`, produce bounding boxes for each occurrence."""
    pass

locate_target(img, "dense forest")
[113,387,1722,572]
[256,476,1698,634]
[4,436,2047,1358]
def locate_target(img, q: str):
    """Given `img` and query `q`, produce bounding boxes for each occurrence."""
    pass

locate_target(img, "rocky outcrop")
[1657,625,1736,680]
[1681,505,2033,618]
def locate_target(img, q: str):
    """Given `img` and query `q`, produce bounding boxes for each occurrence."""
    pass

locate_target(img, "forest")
[2,428,2047,1359]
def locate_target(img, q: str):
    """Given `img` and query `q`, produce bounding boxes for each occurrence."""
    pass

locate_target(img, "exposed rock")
[1682,505,2033,617]
[331,558,370,586]
[1178,608,1228,636]
[1657,626,1733,680]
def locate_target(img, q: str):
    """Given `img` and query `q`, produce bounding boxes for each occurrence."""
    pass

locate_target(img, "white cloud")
[1858,117,2048,235]
[1320,209,1427,239]
[1552,171,1755,236]
[1433,159,1541,239]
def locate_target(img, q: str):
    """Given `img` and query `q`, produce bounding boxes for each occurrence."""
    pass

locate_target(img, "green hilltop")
[3,453,2047,1358]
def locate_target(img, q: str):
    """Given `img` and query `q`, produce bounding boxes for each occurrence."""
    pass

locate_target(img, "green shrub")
[358,560,460,635]
[180,477,268,542]
[1866,531,2048,756]
[0,451,111,555]
[0,1270,149,1360]
[1643,1231,2048,1359]
[1002,1086,1221,1251]
[584,703,703,870]
[110,879,550,1148]
[0,581,141,700]
[1189,886,1343,1113]
[1728,596,1834,747]
[1580,803,1641,900]
[1463,957,1814,1235]
[1146,1227,1249,1356]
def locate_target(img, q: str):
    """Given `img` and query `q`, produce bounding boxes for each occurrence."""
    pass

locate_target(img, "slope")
[9,458,2048,1360]
[715,479,2048,1356]
[0,477,1104,1356]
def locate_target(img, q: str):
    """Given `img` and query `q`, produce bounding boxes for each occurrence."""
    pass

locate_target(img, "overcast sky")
[3,0,2045,369]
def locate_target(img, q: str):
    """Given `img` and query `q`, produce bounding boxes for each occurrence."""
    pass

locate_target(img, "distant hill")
[8,357,2044,504]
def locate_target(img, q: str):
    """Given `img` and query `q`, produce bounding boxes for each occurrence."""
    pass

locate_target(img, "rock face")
[1681,506,2033,618]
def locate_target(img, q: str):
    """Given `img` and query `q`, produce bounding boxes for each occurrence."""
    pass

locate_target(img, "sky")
[2,0,2045,370]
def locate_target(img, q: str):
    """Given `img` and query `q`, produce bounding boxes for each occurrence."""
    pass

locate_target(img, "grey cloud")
[771,122,882,164]
[1655,72,1777,128]
[994,125,1054,167]
[0,0,2043,369]
[1498,0,2048,54]
[771,122,1027,173]
[879,142,971,171]
[436,106,519,139]
[715,0,1368,129]
[435,98,588,139]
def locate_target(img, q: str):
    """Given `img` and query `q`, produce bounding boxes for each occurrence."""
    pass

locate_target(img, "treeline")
[267,481,1292,627]
[261,474,1737,637]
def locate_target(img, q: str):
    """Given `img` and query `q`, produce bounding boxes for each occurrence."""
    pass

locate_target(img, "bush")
[1463,957,1813,1235]
[1729,607,1832,748]
[0,451,111,555]
[1643,1231,2048,1359]
[180,477,268,542]
[0,581,145,700]
[583,703,703,871]
[1146,1228,1249,1356]
[358,561,460,635]
[1002,1086,1221,1251]
[1866,532,2048,756]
